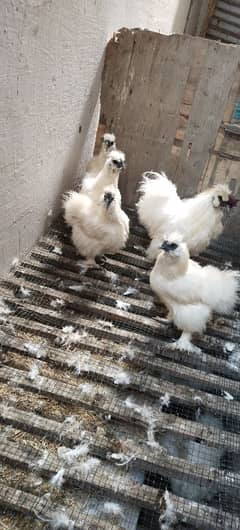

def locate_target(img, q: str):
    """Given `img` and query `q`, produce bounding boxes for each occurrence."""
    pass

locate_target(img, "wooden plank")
[0,365,239,453]
[101,31,199,205]
[3,312,239,386]
[1,273,239,358]
[174,42,239,195]
[0,438,160,511]
[33,243,150,286]
[5,337,239,424]
[99,29,239,204]
[13,260,240,337]
[0,483,126,530]
[171,492,240,530]
[3,332,240,406]
[1,281,239,382]
[1,404,240,496]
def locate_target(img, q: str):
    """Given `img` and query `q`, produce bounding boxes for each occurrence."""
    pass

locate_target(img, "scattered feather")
[76,457,100,474]
[114,370,130,385]
[0,299,11,318]
[30,449,48,470]
[227,349,240,372]
[24,342,46,359]
[159,490,176,530]
[79,382,94,394]
[52,246,62,255]
[224,261,232,269]
[27,363,39,381]
[160,393,170,408]
[19,286,31,298]
[106,271,119,285]
[57,443,89,464]
[147,419,159,449]
[97,319,114,329]
[11,257,20,267]
[195,407,201,421]
[61,329,88,348]
[68,285,84,292]
[63,415,77,425]
[50,468,65,488]
[133,244,145,253]
[224,342,235,353]
[0,403,10,419]
[116,300,130,311]
[123,287,138,297]
[62,325,74,334]
[34,509,74,530]
[50,512,74,530]
[47,209,53,217]
[50,298,65,309]
[125,397,159,448]
[109,452,136,467]
[223,391,234,401]
[68,354,90,375]
[120,345,136,361]
[102,501,124,517]
[193,395,203,402]
[124,397,141,415]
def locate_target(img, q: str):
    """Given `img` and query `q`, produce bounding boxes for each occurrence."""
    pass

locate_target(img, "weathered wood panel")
[100,29,239,203]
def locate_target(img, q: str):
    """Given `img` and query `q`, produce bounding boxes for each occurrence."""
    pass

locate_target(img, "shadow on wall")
[172,0,191,34]
[49,53,105,223]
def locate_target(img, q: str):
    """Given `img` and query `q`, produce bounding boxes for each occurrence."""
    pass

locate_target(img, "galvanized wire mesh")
[0,209,239,530]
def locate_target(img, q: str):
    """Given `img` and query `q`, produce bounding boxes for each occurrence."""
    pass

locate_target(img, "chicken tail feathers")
[204,266,239,314]
[63,191,87,226]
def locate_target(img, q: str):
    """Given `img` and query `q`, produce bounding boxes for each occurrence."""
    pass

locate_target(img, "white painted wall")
[0,0,190,274]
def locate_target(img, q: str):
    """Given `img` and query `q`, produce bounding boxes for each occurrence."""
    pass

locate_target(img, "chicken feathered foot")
[171,332,201,354]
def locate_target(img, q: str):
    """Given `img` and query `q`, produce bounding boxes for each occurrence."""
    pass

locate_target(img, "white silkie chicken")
[63,185,129,266]
[137,171,238,261]
[81,149,126,199]
[82,133,116,192]
[150,233,239,353]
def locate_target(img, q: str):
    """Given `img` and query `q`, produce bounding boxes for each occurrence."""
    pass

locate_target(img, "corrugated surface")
[206,0,240,43]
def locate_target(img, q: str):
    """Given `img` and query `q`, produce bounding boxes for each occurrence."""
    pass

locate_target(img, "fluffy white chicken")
[63,185,129,266]
[137,171,238,261]
[150,233,239,353]
[85,132,116,177]
[81,149,126,198]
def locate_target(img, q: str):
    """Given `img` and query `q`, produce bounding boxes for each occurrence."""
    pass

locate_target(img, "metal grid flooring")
[0,207,239,530]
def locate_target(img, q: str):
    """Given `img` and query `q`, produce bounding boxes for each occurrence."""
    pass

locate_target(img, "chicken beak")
[228,195,239,208]
[160,241,170,252]
[104,193,114,208]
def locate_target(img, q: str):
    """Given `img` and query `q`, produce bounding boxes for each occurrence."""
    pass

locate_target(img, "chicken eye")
[169,243,178,250]
[218,195,223,202]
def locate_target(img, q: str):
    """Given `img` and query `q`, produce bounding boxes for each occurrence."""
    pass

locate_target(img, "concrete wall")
[0,0,190,274]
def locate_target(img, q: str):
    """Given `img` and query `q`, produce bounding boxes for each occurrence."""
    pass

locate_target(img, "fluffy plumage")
[137,171,238,260]
[84,132,116,180]
[63,185,129,265]
[150,234,239,352]
[81,149,125,197]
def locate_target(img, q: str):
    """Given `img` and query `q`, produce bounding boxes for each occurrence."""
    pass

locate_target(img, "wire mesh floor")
[0,208,240,530]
